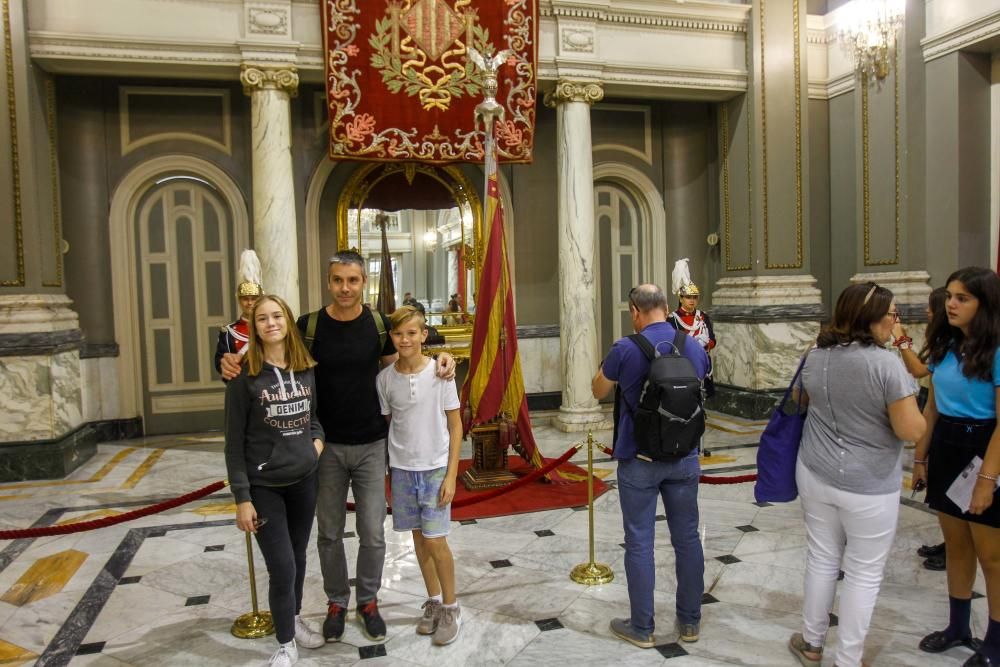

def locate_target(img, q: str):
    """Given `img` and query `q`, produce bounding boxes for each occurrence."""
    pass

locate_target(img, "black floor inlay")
[829,612,839,627]
[204,545,225,552]
[702,593,719,604]
[534,529,554,537]
[76,642,105,655]
[735,525,759,533]
[185,595,211,606]
[655,514,666,522]
[838,570,845,581]
[715,554,741,565]
[459,519,478,525]
[973,591,985,599]
[535,617,563,631]
[572,505,587,511]
[656,642,689,659]
[146,530,168,538]
[753,501,772,507]
[349,577,357,587]
[489,559,512,569]
[619,542,627,549]
[344,531,356,538]
[118,575,141,585]
[358,644,387,659]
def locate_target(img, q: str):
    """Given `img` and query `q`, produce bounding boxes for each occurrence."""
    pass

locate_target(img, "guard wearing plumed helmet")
[214,249,263,379]
[670,257,717,394]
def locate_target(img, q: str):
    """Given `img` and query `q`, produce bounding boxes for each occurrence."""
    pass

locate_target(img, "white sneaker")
[268,640,298,666]
[294,615,325,649]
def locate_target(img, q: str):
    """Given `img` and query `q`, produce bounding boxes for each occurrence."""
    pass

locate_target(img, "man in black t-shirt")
[221,251,455,644]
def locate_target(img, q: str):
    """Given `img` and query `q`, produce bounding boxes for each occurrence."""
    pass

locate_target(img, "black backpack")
[617,332,705,461]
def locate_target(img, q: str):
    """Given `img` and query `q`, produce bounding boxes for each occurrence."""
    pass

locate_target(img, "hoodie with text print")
[224,362,325,503]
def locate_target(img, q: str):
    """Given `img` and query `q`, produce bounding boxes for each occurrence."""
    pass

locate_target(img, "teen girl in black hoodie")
[225,294,326,666]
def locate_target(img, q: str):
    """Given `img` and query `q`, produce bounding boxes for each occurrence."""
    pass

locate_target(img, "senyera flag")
[320,0,536,164]
[460,159,576,480]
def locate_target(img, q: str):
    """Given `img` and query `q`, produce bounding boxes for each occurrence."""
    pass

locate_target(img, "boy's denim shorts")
[390,466,451,537]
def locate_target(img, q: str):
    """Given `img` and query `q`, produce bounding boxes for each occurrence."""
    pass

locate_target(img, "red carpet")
[450,456,609,521]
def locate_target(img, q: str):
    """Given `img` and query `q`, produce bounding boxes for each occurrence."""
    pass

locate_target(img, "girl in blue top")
[913,267,1000,667]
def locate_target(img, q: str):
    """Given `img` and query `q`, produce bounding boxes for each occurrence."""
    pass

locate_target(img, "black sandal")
[920,630,982,653]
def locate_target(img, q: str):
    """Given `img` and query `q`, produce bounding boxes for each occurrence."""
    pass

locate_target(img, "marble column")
[240,65,301,315]
[546,80,608,432]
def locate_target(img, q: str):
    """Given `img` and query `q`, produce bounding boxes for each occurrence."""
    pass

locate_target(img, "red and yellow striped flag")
[460,159,544,470]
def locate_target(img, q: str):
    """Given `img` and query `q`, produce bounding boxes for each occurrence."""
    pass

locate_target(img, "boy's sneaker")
[294,615,324,649]
[432,604,461,645]
[358,600,387,641]
[323,602,347,642]
[268,640,298,667]
[676,620,700,643]
[609,618,654,649]
[417,598,442,635]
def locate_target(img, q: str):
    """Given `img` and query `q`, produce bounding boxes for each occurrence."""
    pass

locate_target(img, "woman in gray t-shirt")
[788,282,924,667]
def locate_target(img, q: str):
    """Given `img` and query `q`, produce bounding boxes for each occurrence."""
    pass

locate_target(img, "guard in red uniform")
[214,250,263,377]
[670,258,716,456]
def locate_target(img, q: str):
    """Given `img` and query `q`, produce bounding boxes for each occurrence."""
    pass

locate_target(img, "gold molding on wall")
[721,102,752,271]
[761,0,804,270]
[862,46,901,267]
[42,78,63,288]
[2,0,24,287]
[119,87,232,157]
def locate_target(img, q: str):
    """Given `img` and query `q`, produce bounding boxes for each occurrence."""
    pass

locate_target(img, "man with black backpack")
[592,283,710,650]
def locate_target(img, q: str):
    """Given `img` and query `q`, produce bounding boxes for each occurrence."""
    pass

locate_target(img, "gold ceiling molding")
[544,80,604,106]
[761,0,804,271]
[2,0,24,287]
[541,4,747,34]
[42,78,63,287]
[721,101,752,272]
[239,65,299,96]
[862,47,901,267]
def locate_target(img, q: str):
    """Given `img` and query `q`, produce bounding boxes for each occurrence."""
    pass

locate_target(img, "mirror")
[337,163,482,356]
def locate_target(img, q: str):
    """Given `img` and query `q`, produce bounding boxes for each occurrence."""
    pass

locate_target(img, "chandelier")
[837,0,905,85]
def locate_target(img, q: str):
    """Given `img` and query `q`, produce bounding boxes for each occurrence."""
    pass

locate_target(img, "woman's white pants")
[796,458,899,667]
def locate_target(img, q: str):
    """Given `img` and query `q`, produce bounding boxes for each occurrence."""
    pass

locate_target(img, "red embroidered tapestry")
[320,0,536,164]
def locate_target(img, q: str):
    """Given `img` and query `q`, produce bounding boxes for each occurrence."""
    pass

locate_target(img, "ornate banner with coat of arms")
[320,0,536,163]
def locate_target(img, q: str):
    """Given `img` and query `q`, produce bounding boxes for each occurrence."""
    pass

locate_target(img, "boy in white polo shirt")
[376,306,463,645]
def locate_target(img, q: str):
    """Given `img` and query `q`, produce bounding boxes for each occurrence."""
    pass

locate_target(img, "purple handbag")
[754,353,809,503]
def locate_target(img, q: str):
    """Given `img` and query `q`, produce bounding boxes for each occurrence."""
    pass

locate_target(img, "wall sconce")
[837,0,905,86]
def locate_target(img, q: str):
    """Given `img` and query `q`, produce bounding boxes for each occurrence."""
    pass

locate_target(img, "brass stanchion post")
[231,527,274,638]
[570,431,614,585]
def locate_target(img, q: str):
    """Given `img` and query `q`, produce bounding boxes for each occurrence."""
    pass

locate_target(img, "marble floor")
[0,411,988,666]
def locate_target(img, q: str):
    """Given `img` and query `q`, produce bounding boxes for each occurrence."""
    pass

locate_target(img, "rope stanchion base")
[232,611,274,639]
[570,561,614,585]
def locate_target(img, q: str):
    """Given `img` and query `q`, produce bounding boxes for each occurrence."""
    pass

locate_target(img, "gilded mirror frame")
[336,162,483,359]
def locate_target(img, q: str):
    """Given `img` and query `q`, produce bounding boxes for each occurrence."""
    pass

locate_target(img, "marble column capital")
[543,80,604,107]
[240,65,299,97]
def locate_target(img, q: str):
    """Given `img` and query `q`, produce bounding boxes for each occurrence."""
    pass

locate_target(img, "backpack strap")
[627,333,656,361]
[304,309,320,351]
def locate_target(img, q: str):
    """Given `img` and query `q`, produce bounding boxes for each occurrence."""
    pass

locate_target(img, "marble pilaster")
[546,80,607,432]
[240,65,301,315]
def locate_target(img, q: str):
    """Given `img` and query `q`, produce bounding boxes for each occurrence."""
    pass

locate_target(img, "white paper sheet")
[946,456,1000,512]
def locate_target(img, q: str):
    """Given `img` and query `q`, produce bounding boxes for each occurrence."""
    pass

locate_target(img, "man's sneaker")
[677,620,700,643]
[432,604,461,645]
[268,640,298,667]
[417,598,442,635]
[357,600,387,641]
[609,617,654,649]
[294,615,324,649]
[323,602,347,642]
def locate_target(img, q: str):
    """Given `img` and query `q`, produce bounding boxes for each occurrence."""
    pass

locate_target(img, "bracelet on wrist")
[893,335,913,350]
[913,459,928,465]
[978,472,999,482]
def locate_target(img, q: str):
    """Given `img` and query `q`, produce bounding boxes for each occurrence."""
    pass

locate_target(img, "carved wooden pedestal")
[461,422,518,490]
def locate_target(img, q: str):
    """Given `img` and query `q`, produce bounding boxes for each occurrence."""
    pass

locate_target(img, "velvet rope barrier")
[593,443,757,485]
[346,443,581,512]
[0,480,228,541]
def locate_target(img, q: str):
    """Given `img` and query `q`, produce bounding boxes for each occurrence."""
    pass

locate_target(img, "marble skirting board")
[707,385,785,420]
[0,423,97,482]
